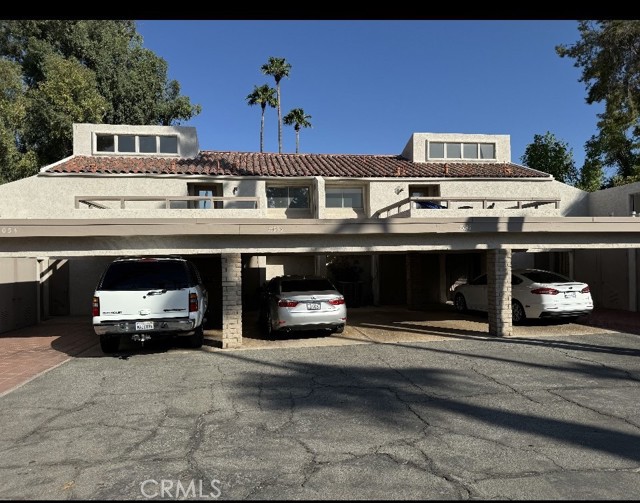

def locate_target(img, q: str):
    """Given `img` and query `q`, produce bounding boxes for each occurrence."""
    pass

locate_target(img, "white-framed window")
[94,134,179,155]
[428,141,495,160]
[266,186,310,209]
[325,187,364,209]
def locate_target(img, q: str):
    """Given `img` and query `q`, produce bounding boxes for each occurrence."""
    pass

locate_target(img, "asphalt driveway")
[1,317,640,500]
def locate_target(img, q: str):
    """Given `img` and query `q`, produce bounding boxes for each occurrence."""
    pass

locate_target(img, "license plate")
[307,303,321,310]
[564,292,576,299]
[136,321,154,330]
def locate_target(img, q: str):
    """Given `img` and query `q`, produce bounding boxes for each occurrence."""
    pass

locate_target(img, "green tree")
[25,53,108,166]
[0,59,37,183]
[261,57,291,154]
[0,20,201,179]
[246,84,277,152]
[283,108,312,154]
[557,20,640,186]
[521,132,579,186]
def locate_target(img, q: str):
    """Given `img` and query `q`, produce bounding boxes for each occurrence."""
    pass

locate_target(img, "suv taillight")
[92,296,100,316]
[189,293,198,312]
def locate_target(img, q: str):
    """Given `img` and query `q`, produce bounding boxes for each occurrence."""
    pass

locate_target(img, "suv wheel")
[100,334,120,354]
[187,326,204,349]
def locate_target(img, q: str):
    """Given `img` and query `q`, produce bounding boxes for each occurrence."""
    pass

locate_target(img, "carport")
[2,215,640,347]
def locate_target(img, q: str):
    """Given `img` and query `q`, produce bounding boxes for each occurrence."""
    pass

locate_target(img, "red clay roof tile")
[43,152,551,179]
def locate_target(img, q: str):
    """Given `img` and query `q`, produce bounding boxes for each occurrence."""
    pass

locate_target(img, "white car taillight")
[581,286,590,294]
[278,299,299,308]
[531,288,560,295]
[92,296,100,316]
[189,293,198,312]
[328,298,345,305]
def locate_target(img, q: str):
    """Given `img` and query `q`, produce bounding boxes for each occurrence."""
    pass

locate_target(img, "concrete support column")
[315,254,327,276]
[439,254,447,304]
[371,254,380,306]
[628,249,637,312]
[221,253,242,348]
[487,249,512,337]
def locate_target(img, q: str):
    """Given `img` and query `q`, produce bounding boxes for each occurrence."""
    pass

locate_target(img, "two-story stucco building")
[1,122,639,347]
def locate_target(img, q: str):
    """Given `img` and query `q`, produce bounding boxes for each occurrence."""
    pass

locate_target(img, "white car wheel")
[454,293,467,313]
[512,300,526,324]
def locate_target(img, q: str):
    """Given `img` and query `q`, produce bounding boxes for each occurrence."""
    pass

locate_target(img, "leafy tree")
[283,108,312,154]
[25,53,108,166]
[521,132,579,186]
[0,59,37,183]
[576,136,605,191]
[0,20,201,179]
[261,57,291,154]
[246,84,277,152]
[557,20,640,186]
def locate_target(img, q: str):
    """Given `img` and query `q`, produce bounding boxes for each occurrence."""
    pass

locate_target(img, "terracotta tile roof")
[43,152,551,178]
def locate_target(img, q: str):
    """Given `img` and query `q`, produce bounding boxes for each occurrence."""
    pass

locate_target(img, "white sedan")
[453,268,594,323]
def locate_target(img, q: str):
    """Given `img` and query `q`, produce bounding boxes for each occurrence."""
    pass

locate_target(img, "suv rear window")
[99,260,191,290]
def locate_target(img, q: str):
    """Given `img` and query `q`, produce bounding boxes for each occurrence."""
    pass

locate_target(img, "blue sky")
[136,20,602,169]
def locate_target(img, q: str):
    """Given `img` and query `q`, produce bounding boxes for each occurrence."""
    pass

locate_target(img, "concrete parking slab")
[0,306,631,397]
[1,328,640,499]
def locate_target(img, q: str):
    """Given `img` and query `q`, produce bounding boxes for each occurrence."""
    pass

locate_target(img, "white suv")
[92,257,208,353]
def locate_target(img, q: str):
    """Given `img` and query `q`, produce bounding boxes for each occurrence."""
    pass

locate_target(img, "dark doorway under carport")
[189,255,222,329]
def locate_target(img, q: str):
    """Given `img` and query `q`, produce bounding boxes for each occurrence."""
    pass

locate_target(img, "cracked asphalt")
[1,325,640,499]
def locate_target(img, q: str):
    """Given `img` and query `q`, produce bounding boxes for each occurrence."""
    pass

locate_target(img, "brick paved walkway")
[0,317,97,397]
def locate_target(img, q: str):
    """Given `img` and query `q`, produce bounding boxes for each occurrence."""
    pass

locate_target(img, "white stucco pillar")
[487,249,512,337]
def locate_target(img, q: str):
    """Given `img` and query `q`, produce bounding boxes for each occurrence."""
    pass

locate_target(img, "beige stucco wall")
[0,175,266,219]
[401,133,511,163]
[72,123,199,158]
[368,178,586,217]
[588,181,640,217]
[0,172,591,220]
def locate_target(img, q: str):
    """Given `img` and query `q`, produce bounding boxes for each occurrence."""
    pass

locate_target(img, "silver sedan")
[259,276,347,336]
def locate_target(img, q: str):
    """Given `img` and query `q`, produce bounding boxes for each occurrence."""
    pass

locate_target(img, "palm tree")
[260,57,291,154]
[246,84,277,153]
[283,108,312,154]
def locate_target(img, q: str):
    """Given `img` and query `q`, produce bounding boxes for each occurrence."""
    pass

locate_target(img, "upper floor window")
[188,183,222,209]
[428,141,495,160]
[95,134,178,155]
[326,187,364,209]
[266,186,310,209]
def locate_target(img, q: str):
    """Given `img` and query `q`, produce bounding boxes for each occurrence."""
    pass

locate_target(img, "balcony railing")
[75,195,260,210]
[373,196,561,218]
